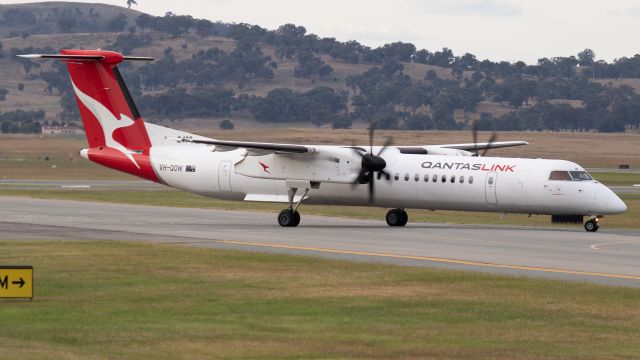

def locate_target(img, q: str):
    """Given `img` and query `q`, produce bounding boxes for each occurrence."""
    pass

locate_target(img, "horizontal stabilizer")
[17,54,154,61]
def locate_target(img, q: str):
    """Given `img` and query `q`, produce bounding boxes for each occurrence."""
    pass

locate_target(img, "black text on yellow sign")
[0,266,33,299]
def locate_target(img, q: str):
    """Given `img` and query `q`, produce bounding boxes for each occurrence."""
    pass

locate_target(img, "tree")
[108,14,128,33]
[578,49,595,66]
[135,14,154,32]
[219,119,234,129]
[196,19,214,39]
[425,69,438,81]
[127,0,138,8]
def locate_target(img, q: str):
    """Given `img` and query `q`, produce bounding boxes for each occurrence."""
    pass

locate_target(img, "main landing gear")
[386,208,408,227]
[584,218,600,232]
[278,186,310,227]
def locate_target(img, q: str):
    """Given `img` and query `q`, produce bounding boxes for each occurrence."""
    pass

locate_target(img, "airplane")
[19,49,627,232]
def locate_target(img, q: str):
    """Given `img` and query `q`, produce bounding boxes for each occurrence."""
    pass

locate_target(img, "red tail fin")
[57,49,158,181]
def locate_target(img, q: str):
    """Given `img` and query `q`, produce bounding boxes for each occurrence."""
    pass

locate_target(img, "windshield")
[549,170,593,181]
[569,171,593,181]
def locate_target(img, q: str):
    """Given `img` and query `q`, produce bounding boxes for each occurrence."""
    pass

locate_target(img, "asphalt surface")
[1,197,639,287]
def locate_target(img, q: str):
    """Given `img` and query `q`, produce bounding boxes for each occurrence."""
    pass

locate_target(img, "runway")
[1,197,639,287]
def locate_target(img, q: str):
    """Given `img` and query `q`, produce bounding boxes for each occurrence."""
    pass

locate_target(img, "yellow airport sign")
[0,266,33,299]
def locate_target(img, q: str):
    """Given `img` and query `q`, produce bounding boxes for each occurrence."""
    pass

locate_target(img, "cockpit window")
[549,170,593,181]
[569,171,593,181]
[549,171,572,180]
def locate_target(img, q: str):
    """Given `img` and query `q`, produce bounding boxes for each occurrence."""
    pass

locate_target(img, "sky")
[2,0,640,64]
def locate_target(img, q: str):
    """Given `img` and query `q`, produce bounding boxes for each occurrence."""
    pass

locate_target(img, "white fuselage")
[147,142,626,217]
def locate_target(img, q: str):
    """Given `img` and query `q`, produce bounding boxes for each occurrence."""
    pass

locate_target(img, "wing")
[186,139,316,154]
[438,141,529,151]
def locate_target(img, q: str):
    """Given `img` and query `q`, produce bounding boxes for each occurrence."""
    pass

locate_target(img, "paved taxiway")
[1,197,639,287]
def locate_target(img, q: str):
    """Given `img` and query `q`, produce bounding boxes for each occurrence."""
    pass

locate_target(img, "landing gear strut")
[386,208,408,227]
[584,218,599,232]
[278,187,309,227]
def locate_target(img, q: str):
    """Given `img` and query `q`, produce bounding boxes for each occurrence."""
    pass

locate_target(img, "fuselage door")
[485,171,498,204]
[219,161,232,192]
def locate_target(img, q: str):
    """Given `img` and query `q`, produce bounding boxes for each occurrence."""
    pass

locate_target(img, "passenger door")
[485,171,497,204]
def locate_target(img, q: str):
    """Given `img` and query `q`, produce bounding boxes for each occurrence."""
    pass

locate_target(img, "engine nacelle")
[234,147,358,184]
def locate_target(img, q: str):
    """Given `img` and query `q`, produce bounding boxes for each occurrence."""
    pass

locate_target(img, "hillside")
[0,2,141,36]
[0,2,639,133]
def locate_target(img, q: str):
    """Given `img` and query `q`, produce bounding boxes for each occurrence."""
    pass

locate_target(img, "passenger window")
[432,174,438,182]
[441,175,446,183]
[450,175,456,183]
[394,173,399,181]
[549,171,572,181]
[414,174,419,182]
[424,174,429,182]
[385,173,391,181]
[469,176,474,184]
[404,173,410,181]
[488,177,494,185]
[460,176,465,183]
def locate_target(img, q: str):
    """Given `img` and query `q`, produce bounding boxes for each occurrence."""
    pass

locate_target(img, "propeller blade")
[376,136,394,157]
[351,169,366,189]
[367,172,375,203]
[380,169,392,182]
[472,122,479,157]
[368,123,375,154]
[350,140,365,158]
[481,132,498,157]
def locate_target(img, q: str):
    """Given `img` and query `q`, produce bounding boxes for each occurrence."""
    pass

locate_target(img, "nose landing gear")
[584,218,599,232]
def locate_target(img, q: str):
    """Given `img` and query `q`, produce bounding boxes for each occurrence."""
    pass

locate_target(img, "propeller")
[351,123,393,203]
[471,121,498,157]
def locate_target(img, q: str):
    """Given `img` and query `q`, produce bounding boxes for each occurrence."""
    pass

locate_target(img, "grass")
[0,240,639,359]
[591,171,640,186]
[1,189,638,229]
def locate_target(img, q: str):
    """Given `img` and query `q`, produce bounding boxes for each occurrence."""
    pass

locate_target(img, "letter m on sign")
[0,275,7,289]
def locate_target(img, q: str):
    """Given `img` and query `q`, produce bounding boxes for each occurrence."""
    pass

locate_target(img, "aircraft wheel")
[278,209,299,227]
[292,211,301,227]
[584,219,599,232]
[399,209,408,226]
[386,209,407,227]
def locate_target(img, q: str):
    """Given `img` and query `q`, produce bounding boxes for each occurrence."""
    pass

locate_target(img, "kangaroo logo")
[259,161,271,174]
[71,81,140,168]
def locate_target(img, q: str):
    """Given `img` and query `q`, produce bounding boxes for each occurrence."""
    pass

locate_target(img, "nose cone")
[606,194,627,214]
[593,185,627,214]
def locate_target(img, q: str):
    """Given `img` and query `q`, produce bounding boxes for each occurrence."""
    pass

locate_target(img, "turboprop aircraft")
[20,50,627,232]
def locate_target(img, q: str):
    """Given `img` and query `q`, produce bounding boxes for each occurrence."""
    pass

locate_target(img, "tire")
[386,209,399,226]
[386,209,407,227]
[584,219,599,232]
[399,210,408,227]
[292,211,301,227]
[278,209,296,227]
